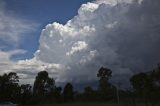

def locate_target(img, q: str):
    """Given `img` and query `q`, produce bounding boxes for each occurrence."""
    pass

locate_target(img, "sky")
[1,0,94,60]
[0,0,160,88]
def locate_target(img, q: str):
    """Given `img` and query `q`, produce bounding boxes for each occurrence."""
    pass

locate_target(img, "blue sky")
[5,0,93,24]
[4,0,94,60]
[0,0,160,87]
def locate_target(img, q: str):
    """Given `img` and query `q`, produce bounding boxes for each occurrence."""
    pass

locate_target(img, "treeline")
[0,66,160,105]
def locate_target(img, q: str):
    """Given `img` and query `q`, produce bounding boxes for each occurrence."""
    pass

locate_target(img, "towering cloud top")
[32,0,160,84]
[1,0,160,86]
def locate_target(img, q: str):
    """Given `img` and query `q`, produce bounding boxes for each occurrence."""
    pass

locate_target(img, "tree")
[84,86,93,94]
[33,71,55,95]
[8,72,19,84]
[96,67,114,101]
[0,72,20,103]
[97,67,112,91]
[130,72,153,106]
[53,87,62,102]
[33,71,55,103]
[20,84,32,104]
[33,71,48,95]
[83,86,94,101]
[151,65,160,87]
[130,73,149,92]
[149,66,160,105]
[63,83,74,102]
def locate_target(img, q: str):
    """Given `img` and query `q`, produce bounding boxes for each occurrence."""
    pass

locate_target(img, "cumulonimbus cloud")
[35,0,160,84]
[1,0,160,86]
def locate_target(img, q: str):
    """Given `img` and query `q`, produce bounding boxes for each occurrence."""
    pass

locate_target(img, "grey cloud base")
[1,0,160,86]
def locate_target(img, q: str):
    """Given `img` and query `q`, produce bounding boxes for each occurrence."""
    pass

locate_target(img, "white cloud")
[66,41,88,56]
[1,0,160,86]
[95,0,133,6]
[34,0,160,84]
[0,50,65,84]
[8,49,27,56]
[0,50,27,74]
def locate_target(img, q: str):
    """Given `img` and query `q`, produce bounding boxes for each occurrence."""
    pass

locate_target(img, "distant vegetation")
[0,66,160,106]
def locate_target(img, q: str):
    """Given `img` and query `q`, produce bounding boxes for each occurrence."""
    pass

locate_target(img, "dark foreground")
[20,102,159,106]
